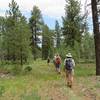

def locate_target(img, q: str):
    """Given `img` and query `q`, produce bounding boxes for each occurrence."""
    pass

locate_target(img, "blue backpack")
[65,59,73,70]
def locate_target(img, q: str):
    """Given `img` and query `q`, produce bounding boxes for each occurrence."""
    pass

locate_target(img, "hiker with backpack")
[55,54,61,74]
[64,53,75,88]
[47,56,50,66]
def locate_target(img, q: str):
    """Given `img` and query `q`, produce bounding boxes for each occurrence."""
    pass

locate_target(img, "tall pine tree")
[42,25,54,59]
[55,20,61,48]
[62,0,83,47]
[3,0,31,65]
[29,6,43,60]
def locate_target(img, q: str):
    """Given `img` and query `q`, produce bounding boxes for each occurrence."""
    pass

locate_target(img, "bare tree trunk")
[91,0,100,75]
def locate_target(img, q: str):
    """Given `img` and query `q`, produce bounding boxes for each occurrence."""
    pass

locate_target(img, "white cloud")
[33,0,66,19]
[0,0,10,9]
[33,0,91,18]
[0,0,91,18]
[80,0,91,16]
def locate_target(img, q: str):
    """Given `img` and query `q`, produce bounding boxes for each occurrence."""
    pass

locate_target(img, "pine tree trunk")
[20,48,23,66]
[57,37,60,48]
[34,21,37,60]
[91,0,100,75]
[6,41,10,61]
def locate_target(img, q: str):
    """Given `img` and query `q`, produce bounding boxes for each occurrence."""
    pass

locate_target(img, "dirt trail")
[39,73,99,100]
[73,80,97,100]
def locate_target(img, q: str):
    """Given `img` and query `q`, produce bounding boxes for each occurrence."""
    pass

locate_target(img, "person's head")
[66,53,72,58]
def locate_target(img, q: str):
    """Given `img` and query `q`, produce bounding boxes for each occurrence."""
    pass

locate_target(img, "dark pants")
[56,64,60,73]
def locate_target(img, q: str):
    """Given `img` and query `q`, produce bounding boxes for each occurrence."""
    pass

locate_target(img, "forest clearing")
[0,0,100,100]
[0,60,99,100]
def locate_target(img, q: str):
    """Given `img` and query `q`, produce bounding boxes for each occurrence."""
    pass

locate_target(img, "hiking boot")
[67,82,72,88]
[69,84,72,88]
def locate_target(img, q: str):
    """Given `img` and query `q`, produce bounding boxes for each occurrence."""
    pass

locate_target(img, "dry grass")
[0,60,99,100]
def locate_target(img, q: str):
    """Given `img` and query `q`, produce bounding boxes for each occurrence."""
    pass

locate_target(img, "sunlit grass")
[0,60,98,100]
[75,63,96,77]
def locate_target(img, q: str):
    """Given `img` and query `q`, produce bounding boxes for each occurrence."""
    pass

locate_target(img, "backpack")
[55,57,61,64]
[65,59,73,70]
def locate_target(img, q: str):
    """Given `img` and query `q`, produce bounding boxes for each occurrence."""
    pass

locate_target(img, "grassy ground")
[0,59,99,100]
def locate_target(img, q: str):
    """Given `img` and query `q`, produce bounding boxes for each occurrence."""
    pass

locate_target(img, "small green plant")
[24,66,32,72]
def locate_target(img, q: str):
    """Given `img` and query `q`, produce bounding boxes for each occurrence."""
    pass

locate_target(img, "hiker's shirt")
[64,58,75,68]
[56,56,61,64]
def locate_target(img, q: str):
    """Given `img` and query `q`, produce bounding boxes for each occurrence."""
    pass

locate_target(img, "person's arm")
[64,59,66,66]
[63,59,66,71]
[72,59,75,67]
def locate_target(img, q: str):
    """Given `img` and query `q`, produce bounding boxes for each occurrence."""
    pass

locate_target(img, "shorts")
[65,69,74,76]
[56,64,60,68]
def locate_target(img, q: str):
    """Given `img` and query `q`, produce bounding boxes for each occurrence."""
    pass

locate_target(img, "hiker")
[64,53,75,88]
[55,54,61,74]
[47,56,50,66]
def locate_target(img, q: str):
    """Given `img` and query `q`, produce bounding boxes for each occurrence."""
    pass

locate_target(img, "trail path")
[37,62,100,100]
[0,61,99,100]
[39,73,99,100]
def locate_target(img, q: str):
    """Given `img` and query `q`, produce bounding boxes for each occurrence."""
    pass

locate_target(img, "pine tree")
[3,0,31,65]
[14,16,31,65]
[91,0,100,75]
[0,16,5,62]
[55,20,61,48]
[81,33,95,61]
[29,6,43,60]
[42,25,54,60]
[62,0,83,47]
[4,0,22,61]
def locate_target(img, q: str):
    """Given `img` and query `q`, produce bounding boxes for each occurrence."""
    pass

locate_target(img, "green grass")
[95,83,100,88]
[0,60,99,100]
[75,63,96,77]
[0,60,62,99]
[21,91,41,100]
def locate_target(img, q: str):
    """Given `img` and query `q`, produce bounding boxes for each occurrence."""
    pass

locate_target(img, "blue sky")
[19,10,63,29]
[0,0,92,31]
